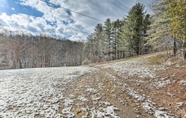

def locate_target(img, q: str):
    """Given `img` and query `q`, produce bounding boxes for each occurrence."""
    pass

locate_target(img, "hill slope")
[0,52,185,118]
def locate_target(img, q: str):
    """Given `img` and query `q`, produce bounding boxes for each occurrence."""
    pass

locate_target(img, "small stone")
[136,103,140,106]
[77,110,82,114]
[159,107,168,111]
[135,111,142,115]
[136,115,140,118]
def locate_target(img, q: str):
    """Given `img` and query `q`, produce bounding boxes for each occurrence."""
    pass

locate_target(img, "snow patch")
[152,79,171,89]
[142,102,174,118]
[0,66,96,117]
[102,59,157,79]
[62,106,74,117]
[64,98,74,106]
[91,106,119,118]
[86,88,97,93]
[78,96,88,102]
[179,80,186,86]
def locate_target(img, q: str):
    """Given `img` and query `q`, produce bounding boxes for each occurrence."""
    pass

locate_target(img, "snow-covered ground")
[0,67,97,117]
[101,57,166,79]
[0,66,122,118]
[0,54,181,117]
[98,56,176,118]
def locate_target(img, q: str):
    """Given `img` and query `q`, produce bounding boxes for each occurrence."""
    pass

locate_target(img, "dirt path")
[1,53,185,118]
[61,69,155,118]
[90,53,186,118]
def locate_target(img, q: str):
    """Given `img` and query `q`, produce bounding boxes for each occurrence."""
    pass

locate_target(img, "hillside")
[0,52,185,118]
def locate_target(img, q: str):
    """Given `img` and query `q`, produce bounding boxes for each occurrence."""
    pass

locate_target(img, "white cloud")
[11,7,15,10]
[0,0,152,41]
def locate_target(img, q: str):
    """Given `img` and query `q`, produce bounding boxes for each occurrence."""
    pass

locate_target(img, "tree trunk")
[137,39,141,55]
[183,50,186,61]
[18,58,22,69]
[136,46,140,55]
[115,42,117,60]
[108,36,111,60]
[173,37,177,56]
[13,59,16,69]
[122,51,125,58]
[182,40,186,61]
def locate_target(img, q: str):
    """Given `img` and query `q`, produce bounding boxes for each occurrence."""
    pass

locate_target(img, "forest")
[0,29,84,69]
[83,0,186,64]
[0,0,186,69]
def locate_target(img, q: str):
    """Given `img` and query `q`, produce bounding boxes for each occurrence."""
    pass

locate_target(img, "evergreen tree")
[120,3,145,55]
[83,23,108,63]
[104,18,112,60]
[112,19,123,59]
[169,0,186,45]
[83,3,152,63]
[143,14,151,36]
[143,14,152,53]
[147,0,178,55]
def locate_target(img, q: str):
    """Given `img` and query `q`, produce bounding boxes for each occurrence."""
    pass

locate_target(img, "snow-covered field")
[0,66,123,118]
[101,57,166,79]
[0,54,182,118]
[0,67,97,117]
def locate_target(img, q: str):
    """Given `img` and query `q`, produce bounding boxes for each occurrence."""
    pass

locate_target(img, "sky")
[0,0,153,41]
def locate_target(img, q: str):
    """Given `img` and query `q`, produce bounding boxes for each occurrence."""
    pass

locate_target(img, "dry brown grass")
[148,68,186,118]
[147,53,167,65]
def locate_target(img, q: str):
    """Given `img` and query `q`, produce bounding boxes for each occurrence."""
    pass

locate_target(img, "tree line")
[84,1,186,64]
[0,29,84,69]
[1,1,186,69]
[83,3,151,64]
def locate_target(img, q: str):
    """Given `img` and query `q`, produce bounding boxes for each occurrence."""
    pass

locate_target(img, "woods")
[84,1,186,63]
[1,1,186,69]
[84,3,151,63]
[0,29,84,69]
[147,0,186,58]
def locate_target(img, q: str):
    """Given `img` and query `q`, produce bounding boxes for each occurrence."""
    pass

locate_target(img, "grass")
[147,53,167,65]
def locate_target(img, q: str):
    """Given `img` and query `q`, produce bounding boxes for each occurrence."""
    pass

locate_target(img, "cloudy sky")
[0,0,152,41]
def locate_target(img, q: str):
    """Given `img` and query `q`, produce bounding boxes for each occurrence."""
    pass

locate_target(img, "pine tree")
[83,23,108,63]
[169,0,186,58]
[112,19,123,59]
[104,18,113,60]
[120,3,145,55]
[143,14,152,53]
[147,0,178,55]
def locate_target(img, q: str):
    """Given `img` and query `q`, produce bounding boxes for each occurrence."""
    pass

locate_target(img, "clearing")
[0,52,186,118]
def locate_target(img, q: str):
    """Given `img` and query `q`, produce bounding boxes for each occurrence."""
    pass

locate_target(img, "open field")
[0,52,185,118]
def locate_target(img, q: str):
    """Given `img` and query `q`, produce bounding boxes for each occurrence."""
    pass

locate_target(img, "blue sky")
[0,0,152,41]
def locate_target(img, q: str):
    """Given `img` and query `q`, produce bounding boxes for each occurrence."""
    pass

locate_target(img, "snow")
[102,106,119,117]
[64,98,74,106]
[90,106,119,118]
[86,88,97,93]
[176,102,184,107]
[0,66,120,117]
[102,58,158,79]
[0,54,178,117]
[0,66,96,117]
[119,80,174,117]
[77,96,88,102]
[179,80,186,86]
[142,102,174,118]
[151,79,171,89]
[100,56,175,118]
[62,106,74,117]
